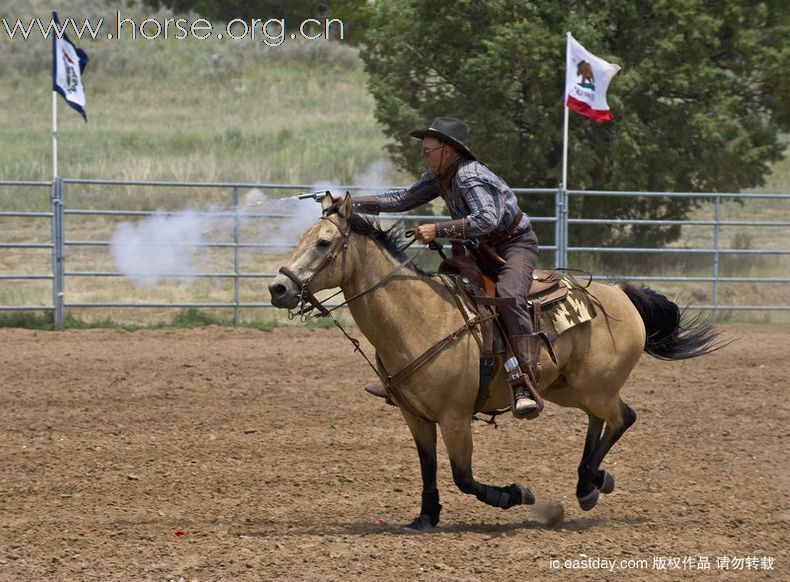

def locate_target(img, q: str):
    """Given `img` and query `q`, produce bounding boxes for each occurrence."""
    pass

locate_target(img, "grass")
[0,0,410,189]
[1,0,788,328]
[0,307,341,330]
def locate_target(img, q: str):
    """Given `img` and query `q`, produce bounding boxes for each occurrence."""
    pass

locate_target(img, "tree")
[360,0,789,253]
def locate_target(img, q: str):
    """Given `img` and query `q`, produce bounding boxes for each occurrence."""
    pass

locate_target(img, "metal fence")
[1,177,788,326]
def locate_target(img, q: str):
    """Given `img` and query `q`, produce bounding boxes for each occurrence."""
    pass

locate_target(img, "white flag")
[52,12,89,121]
[565,32,620,122]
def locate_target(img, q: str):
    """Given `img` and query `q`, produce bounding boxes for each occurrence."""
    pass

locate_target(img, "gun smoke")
[110,161,395,287]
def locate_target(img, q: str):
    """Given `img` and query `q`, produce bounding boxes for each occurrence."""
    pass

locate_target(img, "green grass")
[1,0,788,328]
[0,307,345,330]
[0,0,411,189]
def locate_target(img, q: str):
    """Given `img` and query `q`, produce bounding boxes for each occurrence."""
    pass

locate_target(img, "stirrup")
[514,390,538,414]
[508,375,544,420]
[363,382,395,406]
[364,382,388,399]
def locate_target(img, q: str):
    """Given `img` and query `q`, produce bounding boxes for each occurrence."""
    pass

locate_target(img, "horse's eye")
[316,239,333,249]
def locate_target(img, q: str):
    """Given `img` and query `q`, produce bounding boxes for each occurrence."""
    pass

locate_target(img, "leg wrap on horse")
[407,489,442,530]
[476,483,524,510]
[420,489,442,526]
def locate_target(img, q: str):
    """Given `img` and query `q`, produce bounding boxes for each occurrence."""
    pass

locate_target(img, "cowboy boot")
[507,334,545,418]
[364,382,395,406]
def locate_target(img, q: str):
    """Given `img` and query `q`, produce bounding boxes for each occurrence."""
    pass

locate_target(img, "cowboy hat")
[410,116,476,161]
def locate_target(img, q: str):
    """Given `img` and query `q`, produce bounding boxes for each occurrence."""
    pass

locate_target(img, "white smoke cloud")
[250,189,321,248]
[110,210,209,287]
[110,191,321,288]
[353,159,395,192]
[110,160,394,287]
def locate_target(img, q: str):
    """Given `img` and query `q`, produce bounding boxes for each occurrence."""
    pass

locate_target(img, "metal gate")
[1,178,788,326]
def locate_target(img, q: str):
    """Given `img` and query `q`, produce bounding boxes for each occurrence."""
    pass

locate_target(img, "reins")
[278,218,425,321]
[277,216,430,394]
[277,214,489,422]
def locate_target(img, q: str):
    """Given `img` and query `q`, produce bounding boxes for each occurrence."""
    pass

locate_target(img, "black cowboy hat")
[410,116,476,161]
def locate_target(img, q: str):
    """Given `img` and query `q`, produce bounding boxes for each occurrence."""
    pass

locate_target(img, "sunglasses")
[420,145,445,158]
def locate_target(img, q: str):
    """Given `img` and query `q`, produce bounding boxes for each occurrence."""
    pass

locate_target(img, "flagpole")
[561,103,569,189]
[51,13,57,182]
[52,89,58,180]
[561,31,570,190]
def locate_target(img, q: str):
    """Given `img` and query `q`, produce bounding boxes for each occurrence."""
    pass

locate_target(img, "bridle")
[278,212,426,322]
[275,209,493,423]
[276,212,426,405]
[277,214,352,319]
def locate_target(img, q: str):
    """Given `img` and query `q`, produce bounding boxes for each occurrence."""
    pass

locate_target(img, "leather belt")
[483,209,524,246]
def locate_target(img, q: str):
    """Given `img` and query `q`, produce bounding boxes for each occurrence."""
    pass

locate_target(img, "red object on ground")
[173,530,186,537]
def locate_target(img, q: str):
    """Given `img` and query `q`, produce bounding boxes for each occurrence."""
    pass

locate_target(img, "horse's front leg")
[401,411,441,531]
[439,415,535,510]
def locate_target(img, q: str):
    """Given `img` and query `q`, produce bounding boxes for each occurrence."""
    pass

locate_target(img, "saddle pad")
[543,278,596,334]
[439,274,595,338]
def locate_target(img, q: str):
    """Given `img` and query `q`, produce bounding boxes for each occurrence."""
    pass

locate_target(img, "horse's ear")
[338,192,353,218]
[320,191,334,211]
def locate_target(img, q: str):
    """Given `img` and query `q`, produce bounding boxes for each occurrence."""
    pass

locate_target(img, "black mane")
[350,213,430,276]
[324,202,428,276]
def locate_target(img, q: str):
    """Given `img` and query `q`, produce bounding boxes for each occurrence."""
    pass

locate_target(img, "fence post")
[554,185,568,268]
[51,178,65,328]
[712,195,721,322]
[233,186,240,325]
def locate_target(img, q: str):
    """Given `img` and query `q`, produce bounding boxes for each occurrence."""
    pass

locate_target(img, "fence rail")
[1,178,788,326]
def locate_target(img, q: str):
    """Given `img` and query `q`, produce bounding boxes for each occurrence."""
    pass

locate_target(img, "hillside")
[1,0,411,186]
[1,0,787,325]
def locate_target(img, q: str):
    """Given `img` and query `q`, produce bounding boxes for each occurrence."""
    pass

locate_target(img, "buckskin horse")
[268,194,721,531]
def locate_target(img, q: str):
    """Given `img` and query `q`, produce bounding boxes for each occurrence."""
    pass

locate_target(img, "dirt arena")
[0,324,787,581]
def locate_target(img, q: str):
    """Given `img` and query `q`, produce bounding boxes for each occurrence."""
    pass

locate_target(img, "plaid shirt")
[376,159,529,239]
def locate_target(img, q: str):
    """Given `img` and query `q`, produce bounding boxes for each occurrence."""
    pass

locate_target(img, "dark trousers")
[493,227,539,337]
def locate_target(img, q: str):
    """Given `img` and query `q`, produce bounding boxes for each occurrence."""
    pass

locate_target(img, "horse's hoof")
[577,488,599,511]
[597,470,615,494]
[514,483,535,505]
[404,514,436,532]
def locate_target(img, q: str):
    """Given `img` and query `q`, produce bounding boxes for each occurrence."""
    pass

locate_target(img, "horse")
[268,194,721,531]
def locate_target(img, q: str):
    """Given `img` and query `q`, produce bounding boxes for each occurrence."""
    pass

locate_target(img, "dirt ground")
[0,324,787,581]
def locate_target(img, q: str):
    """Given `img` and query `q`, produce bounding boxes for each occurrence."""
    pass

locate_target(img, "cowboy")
[351,116,541,418]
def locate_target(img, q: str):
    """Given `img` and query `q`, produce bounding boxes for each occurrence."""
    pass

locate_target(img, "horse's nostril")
[269,283,287,298]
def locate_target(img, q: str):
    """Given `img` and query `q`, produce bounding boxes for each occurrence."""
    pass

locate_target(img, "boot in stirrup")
[506,334,545,419]
[364,382,395,406]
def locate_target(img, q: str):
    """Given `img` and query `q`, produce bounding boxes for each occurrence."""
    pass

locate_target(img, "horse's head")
[269,193,353,310]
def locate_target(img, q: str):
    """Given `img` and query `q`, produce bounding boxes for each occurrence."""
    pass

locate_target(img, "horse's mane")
[324,202,429,276]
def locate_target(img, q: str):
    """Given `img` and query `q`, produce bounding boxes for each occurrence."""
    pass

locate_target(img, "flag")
[52,11,89,121]
[565,33,620,123]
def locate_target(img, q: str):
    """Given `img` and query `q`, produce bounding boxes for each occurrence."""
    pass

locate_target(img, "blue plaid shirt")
[376,159,529,239]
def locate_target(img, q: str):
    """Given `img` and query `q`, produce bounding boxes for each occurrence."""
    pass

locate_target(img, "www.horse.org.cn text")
[2,12,346,46]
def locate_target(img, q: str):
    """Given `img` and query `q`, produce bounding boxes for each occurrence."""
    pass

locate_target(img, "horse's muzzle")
[268,274,300,309]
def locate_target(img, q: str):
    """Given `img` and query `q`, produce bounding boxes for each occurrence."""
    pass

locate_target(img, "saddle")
[436,245,591,414]
[437,246,570,333]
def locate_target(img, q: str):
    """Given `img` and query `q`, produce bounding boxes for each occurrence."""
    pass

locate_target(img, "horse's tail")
[620,282,724,360]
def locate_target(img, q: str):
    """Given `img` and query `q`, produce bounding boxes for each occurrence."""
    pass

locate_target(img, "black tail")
[621,283,725,360]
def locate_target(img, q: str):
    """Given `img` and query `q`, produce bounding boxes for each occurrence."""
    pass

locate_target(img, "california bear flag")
[565,33,620,122]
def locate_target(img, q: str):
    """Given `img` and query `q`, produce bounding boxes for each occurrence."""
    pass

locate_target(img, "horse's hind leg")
[577,398,637,511]
[576,414,604,501]
[439,416,535,511]
[402,412,442,531]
